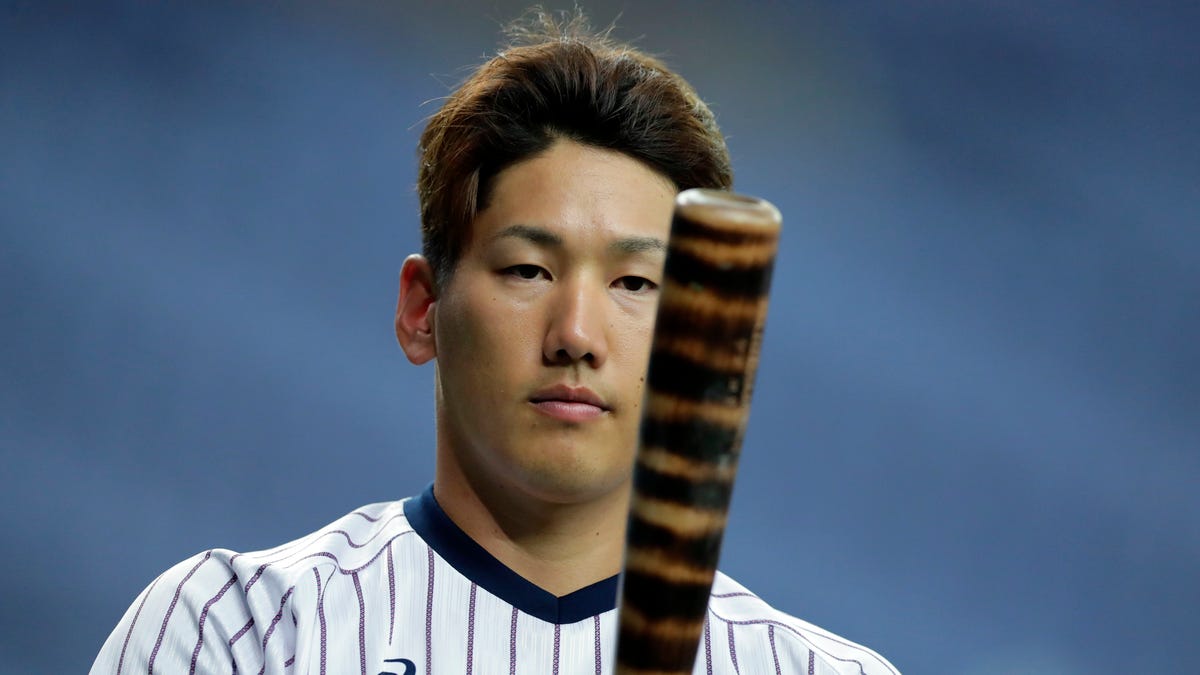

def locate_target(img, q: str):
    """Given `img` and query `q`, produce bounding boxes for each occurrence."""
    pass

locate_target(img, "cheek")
[439,292,538,377]
[616,314,656,361]
[612,321,656,402]
[435,294,494,381]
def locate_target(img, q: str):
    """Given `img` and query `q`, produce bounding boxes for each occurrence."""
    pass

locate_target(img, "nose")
[543,279,608,368]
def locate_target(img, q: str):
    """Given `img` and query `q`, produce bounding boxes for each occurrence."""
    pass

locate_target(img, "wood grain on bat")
[615,188,781,675]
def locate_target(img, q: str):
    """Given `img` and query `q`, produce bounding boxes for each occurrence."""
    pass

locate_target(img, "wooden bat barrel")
[615,188,782,674]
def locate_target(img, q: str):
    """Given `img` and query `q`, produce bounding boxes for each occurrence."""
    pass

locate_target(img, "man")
[93,11,898,674]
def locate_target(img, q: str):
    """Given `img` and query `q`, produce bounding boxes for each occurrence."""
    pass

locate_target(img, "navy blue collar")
[403,485,619,624]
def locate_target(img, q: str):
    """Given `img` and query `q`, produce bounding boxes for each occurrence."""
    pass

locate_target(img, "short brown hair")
[417,8,734,284]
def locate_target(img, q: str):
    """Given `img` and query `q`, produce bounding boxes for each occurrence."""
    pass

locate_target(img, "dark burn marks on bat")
[648,332,760,383]
[622,571,713,620]
[616,601,711,675]
[654,280,768,333]
[668,210,779,246]
[638,417,742,465]
[635,445,739,484]
[644,351,750,405]
[625,513,726,563]
[632,462,733,511]
[662,246,775,300]
[616,189,780,675]
[613,628,708,675]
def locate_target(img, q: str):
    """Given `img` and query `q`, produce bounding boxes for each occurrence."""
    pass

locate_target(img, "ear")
[395,254,438,365]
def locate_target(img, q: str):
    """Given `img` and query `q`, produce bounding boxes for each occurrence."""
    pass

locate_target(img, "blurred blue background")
[2,2,1197,673]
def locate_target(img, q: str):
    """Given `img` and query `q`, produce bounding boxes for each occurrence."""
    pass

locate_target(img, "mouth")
[529,384,611,422]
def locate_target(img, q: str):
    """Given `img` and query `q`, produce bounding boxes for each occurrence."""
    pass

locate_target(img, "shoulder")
[91,499,419,674]
[707,572,901,675]
[234,498,417,586]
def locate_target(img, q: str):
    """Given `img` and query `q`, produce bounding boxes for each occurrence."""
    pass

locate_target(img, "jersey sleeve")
[768,613,901,675]
[91,550,251,674]
[707,572,901,675]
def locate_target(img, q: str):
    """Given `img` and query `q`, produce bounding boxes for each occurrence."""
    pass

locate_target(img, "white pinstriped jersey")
[92,487,899,674]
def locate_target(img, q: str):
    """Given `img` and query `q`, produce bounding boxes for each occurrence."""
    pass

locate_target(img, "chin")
[515,462,633,506]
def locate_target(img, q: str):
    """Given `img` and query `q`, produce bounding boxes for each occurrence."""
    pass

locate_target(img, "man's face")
[431,139,676,506]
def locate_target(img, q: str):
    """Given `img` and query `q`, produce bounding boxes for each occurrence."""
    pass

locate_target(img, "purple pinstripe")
[509,607,518,675]
[237,526,331,571]
[704,615,713,675]
[466,583,478,674]
[809,649,816,675]
[271,531,414,583]
[707,607,889,675]
[552,623,561,675]
[353,571,366,675]
[318,525,399,549]
[243,564,268,594]
[148,551,212,673]
[241,516,410,595]
[727,622,740,675]
[768,625,781,675]
[387,543,396,646]
[425,546,434,675]
[255,586,295,675]
[228,618,255,648]
[313,567,327,675]
[189,573,238,675]
[351,509,383,522]
[230,530,414,674]
[306,513,406,550]
[593,615,601,675]
[116,575,160,675]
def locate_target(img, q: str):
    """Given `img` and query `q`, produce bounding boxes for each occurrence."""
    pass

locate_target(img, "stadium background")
[2,2,1197,672]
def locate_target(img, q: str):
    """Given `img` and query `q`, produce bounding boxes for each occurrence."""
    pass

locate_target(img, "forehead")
[472,140,677,247]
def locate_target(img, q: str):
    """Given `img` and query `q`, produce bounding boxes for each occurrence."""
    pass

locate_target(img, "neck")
[433,448,631,597]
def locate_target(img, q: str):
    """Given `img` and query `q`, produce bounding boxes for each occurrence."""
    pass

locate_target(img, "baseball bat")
[614,188,782,674]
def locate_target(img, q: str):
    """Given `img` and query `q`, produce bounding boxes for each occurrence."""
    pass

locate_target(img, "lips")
[529,384,610,422]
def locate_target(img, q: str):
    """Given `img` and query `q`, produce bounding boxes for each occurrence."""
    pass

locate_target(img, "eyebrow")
[609,236,666,255]
[493,224,562,247]
[492,224,666,255]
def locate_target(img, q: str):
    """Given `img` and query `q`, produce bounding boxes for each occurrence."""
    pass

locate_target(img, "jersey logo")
[380,657,416,675]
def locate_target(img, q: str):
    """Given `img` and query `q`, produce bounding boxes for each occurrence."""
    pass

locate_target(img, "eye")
[614,276,658,293]
[503,264,549,280]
